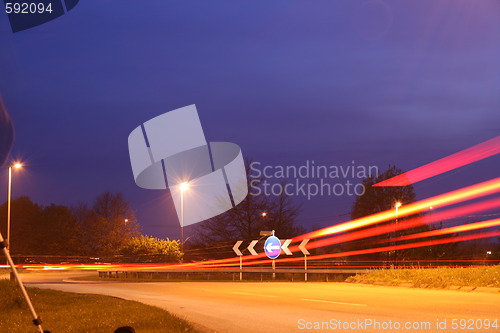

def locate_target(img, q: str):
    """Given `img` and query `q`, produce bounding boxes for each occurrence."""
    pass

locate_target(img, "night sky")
[0,0,499,240]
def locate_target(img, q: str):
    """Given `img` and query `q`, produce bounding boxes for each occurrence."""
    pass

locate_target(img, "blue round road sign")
[264,236,281,259]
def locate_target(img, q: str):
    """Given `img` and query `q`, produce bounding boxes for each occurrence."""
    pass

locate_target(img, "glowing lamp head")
[429,206,433,210]
[261,212,267,217]
[180,182,189,191]
[395,202,402,209]
[13,163,22,169]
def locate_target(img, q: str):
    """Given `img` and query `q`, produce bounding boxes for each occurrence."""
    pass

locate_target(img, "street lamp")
[7,162,23,250]
[395,202,402,222]
[261,211,268,229]
[180,181,189,254]
[392,202,402,262]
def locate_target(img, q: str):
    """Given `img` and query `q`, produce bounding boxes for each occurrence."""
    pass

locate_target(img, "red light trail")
[295,177,499,241]
[209,230,500,268]
[373,136,500,186]
[183,178,500,269]
[389,218,500,243]
[306,198,500,251]
[7,179,496,272]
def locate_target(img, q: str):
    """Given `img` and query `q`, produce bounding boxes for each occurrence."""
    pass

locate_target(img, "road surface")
[10,272,500,332]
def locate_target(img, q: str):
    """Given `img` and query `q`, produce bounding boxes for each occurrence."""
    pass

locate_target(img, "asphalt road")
[10,272,500,333]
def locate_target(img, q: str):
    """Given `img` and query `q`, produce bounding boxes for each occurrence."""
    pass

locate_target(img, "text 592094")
[5,2,53,14]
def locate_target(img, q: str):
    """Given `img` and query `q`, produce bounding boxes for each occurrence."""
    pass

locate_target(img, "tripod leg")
[0,232,44,333]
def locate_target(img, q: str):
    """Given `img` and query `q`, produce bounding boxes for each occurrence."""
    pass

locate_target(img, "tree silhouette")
[351,165,416,219]
[349,165,426,261]
[77,191,141,255]
[190,161,304,260]
[0,197,83,255]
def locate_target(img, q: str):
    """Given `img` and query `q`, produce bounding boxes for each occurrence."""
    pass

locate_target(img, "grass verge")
[350,265,500,288]
[0,280,200,333]
[0,268,31,274]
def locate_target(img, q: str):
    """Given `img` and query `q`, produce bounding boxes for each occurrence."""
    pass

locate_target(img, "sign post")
[304,255,307,282]
[232,240,243,281]
[299,239,310,281]
[264,230,281,280]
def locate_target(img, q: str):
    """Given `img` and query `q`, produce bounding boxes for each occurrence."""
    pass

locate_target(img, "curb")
[348,280,500,293]
[474,287,500,293]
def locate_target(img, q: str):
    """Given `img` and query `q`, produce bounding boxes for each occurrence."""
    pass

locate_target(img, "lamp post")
[7,162,23,250]
[392,202,402,263]
[180,182,189,255]
[395,202,402,223]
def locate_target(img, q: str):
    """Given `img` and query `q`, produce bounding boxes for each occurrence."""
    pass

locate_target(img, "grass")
[0,280,200,333]
[0,268,30,274]
[351,265,500,288]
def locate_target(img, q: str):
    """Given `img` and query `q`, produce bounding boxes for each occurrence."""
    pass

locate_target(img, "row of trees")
[0,192,181,261]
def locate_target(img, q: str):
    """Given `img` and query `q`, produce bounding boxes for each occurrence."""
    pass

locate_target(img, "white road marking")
[178,286,214,293]
[301,298,367,307]
[232,291,277,298]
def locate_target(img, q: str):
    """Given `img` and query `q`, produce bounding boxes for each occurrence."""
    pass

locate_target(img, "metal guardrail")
[98,268,370,282]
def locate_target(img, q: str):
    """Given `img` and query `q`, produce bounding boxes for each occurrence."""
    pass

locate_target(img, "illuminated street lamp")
[261,211,268,229]
[395,202,402,223]
[391,202,402,262]
[7,162,23,250]
[180,182,189,254]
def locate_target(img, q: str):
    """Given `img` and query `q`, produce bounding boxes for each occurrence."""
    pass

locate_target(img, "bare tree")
[192,162,304,249]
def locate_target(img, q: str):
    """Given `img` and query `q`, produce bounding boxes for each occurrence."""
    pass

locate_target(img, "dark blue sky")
[0,0,499,239]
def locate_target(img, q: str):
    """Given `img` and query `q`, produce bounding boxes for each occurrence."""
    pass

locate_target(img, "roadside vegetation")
[0,280,200,333]
[0,192,181,261]
[350,265,500,288]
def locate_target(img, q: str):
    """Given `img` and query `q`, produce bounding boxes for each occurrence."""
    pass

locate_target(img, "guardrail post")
[239,256,243,281]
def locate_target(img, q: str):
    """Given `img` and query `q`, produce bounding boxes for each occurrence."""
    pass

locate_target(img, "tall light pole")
[393,202,402,262]
[395,202,402,224]
[180,182,189,255]
[7,162,23,250]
